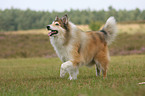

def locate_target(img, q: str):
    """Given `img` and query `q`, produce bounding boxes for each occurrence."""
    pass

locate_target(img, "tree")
[0,7,145,31]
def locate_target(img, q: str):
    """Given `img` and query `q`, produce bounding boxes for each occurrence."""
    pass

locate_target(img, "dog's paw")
[68,76,73,80]
[60,71,66,78]
[68,76,77,80]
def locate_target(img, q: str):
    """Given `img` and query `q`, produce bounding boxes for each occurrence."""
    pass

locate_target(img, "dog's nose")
[46,25,50,30]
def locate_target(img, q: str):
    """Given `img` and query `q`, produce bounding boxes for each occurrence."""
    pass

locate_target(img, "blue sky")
[0,0,145,11]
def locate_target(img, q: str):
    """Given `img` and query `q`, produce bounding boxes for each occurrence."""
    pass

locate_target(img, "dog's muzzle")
[46,25,58,36]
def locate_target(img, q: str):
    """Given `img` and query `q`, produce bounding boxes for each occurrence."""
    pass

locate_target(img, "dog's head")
[46,14,69,37]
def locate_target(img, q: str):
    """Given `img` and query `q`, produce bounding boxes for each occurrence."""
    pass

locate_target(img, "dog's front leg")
[60,61,79,80]
[68,67,79,80]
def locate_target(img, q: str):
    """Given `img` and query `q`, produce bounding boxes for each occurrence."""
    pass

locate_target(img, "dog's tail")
[100,16,117,45]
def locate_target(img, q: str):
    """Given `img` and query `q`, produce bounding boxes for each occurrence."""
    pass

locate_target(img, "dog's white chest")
[50,37,70,62]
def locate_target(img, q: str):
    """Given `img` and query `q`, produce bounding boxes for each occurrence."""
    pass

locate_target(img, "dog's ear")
[62,14,68,25]
[55,16,59,21]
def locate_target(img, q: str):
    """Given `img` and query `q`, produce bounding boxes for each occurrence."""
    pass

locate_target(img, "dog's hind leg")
[95,61,101,77]
[94,50,110,78]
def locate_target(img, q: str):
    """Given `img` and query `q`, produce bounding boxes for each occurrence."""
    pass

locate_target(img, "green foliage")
[89,21,103,31]
[0,55,145,96]
[0,6,145,31]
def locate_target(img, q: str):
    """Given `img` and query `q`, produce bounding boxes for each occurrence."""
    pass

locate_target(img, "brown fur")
[70,31,109,78]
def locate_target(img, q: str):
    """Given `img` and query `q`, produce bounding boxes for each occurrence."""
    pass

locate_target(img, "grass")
[109,33,145,55]
[117,24,145,34]
[0,23,145,58]
[0,32,145,58]
[0,55,145,96]
[0,34,55,58]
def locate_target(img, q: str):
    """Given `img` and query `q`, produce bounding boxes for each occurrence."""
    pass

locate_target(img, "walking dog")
[46,14,117,80]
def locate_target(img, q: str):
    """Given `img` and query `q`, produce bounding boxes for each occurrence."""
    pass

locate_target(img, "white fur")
[49,22,78,62]
[103,16,117,44]
[60,61,79,80]
[50,37,70,62]
[49,24,70,62]
[49,23,80,80]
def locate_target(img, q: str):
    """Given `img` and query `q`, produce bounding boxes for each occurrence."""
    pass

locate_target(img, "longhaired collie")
[46,14,117,80]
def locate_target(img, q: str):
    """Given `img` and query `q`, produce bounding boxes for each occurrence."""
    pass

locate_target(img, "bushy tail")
[101,16,117,45]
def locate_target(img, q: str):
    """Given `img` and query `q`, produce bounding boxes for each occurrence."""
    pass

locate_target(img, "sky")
[0,0,145,11]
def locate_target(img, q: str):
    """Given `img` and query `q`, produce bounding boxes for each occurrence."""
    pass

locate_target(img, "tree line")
[0,6,145,31]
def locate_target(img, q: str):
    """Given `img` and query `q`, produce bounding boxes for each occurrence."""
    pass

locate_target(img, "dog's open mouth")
[48,30,58,36]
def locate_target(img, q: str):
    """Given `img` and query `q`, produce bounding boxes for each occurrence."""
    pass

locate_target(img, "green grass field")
[0,55,145,96]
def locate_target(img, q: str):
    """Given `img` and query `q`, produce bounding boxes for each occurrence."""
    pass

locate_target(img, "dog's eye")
[55,23,59,26]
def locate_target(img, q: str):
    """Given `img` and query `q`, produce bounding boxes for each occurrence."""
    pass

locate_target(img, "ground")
[0,23,145,95]
[0,55,145,96]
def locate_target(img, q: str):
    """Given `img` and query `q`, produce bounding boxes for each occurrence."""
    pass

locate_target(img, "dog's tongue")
[48,32,52,36]
[48,31,56,36]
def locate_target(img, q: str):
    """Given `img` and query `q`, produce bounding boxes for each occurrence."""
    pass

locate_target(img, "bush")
[89,21,103,31]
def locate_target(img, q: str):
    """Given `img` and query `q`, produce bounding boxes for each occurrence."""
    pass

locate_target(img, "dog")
[46,14,117,80]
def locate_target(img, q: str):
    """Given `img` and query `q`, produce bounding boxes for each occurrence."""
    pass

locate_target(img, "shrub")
[89,21,103,31]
